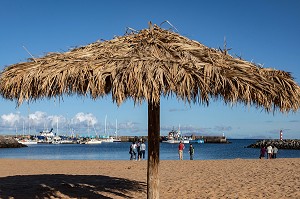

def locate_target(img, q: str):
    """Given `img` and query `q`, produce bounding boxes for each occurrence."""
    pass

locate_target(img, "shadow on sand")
[0,174,146,199]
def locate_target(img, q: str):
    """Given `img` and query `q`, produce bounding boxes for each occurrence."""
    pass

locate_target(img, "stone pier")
[247,139,300,150]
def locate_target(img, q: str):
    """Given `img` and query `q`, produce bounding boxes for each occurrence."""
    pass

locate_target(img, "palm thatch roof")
[1,23,300,112]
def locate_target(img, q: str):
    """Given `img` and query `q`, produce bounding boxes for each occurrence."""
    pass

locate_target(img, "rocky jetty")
[247,139,300,150]
[0,136,27,148]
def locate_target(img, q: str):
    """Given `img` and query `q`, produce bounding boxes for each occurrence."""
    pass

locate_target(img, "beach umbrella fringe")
[1,24,299,112]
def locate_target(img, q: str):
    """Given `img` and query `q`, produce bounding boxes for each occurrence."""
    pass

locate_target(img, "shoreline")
[0,158,299,198]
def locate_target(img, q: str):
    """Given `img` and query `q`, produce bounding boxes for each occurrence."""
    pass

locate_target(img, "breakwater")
[0,136,26,148]
[247,139,300,150]
[160,135,228,143]
[118,136,148,142]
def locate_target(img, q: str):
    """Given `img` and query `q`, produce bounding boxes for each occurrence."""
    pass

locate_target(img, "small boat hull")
[189,139,205,144]
[18,140,38,145]
[85,139,102,144]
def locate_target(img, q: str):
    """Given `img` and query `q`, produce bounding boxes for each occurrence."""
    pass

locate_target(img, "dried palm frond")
[1,24,299,112]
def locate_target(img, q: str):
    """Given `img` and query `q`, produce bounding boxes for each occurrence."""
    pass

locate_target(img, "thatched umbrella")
[1,22,300,198]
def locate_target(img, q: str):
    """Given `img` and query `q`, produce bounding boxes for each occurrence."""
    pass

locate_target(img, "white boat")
[112,137,122,142]
[85,139,102,144]
[17,139,38,145]
[37,128,55,144]
[52,136,62,144]
[101,137,114,143]
[102,137,121,142]
[162,128,189,144]
[51,135,75,144]
[37,139,53,144]
[162,139,180,144]
[162,139,189,144]
[98,118,122,143]
[39,129,55,137]
[60,139,74,144]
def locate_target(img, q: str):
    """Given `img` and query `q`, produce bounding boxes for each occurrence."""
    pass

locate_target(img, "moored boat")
[85,139,102,144]
[162,129,190,144]
[189,139,204,144]
[17,139,38,145]
[100,137,114,143]
[112,137,122,142]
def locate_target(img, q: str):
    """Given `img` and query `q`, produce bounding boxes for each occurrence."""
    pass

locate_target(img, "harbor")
[2,133,229,147]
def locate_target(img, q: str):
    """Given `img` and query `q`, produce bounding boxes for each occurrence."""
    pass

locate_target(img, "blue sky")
[0,0,300,139]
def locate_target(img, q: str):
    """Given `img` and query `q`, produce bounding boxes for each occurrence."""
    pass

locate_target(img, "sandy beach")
[0,158,299,199]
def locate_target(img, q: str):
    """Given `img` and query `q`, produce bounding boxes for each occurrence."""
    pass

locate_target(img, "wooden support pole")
[147,100,160,199]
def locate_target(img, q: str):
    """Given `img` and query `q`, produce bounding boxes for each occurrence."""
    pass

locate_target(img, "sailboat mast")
[28,106,30,135]
[115,119,118,138]
[105,115,107,136]
[88,120,90,138]
[56,117,59,135]
[23,121,25,136]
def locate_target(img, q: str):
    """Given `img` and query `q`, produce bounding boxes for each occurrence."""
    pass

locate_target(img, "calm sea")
[0,139,299,160]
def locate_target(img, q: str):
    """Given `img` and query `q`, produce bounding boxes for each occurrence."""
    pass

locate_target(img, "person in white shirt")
[140,140,146,160]
[267,145,273,159]
[130,142,137,160]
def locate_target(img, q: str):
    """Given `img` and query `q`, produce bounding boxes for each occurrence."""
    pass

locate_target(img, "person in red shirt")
[178,141,185,160]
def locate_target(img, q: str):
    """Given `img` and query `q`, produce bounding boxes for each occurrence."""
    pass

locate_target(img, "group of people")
[129,139,146,160]
[130,140,194,160]
[259,145,278,159]
[178,141,195,160]
[129,141,280,161]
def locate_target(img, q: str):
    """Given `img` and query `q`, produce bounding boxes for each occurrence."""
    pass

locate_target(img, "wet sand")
[0,158,299,198]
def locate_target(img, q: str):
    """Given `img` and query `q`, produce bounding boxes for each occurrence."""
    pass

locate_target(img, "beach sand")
[0,158,299,199]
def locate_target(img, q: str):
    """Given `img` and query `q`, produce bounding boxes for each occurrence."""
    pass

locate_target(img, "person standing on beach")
[130,141,137,160]
[273,146,278,158]
[178,141,185,160]
[140,140,146,160]
[189,144,194,160]
[136,140,141,160]
[267,145,273,159]
[259,146,266,159]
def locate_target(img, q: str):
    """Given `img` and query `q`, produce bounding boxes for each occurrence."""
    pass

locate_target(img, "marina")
[12,126,228,145]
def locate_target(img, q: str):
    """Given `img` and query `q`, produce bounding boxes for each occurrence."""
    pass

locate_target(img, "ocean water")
[0,139,299,160]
